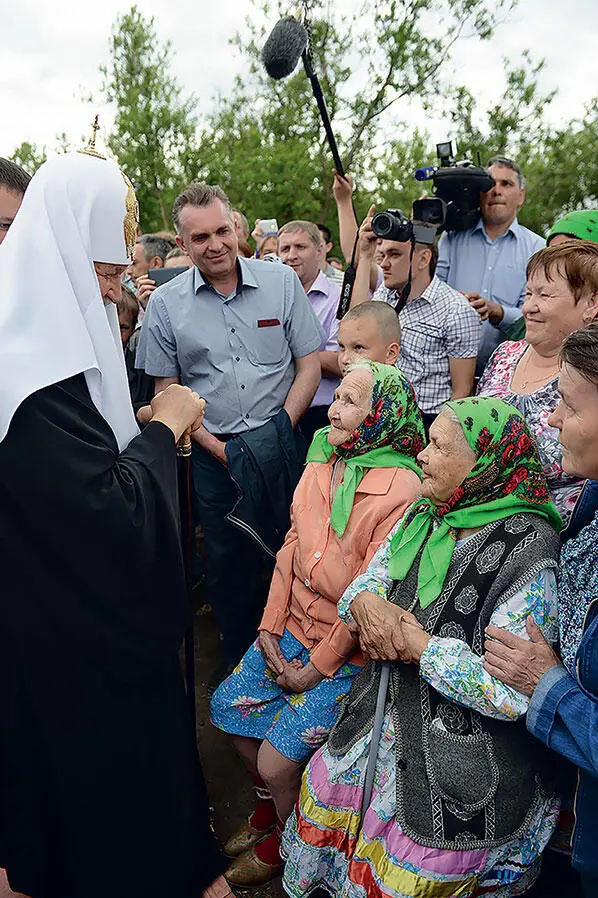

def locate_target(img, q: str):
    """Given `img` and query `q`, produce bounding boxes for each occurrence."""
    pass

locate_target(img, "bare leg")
[201,874,236,898]
[230,734,261,778]
[257,740,304,822]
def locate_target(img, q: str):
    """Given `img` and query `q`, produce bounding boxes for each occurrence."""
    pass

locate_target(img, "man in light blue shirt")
[436,156,544,372]
[278,220,341,440]
[136,183,323,690]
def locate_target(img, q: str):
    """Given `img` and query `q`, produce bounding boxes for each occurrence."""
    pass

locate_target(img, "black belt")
[213,433,239,442]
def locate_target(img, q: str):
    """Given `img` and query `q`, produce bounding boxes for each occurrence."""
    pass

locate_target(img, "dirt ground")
[191,603,285,898]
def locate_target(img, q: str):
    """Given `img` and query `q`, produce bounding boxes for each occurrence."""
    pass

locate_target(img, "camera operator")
[436,156,544,372]
[350,207,481,432]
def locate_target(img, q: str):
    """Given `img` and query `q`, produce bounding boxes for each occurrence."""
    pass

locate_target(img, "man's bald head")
[343,301,401,342]
[338,301,401,375]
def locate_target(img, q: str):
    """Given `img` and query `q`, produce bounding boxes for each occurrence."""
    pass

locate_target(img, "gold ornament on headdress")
[77,114,138,261]
[121,172,139,262]
[78,114,106,160]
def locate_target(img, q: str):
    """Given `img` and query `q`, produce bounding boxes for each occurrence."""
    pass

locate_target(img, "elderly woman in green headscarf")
[210,361,424,886]
[283,396,563,898]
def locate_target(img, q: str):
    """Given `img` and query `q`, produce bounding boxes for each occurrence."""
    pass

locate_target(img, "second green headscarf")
[547,210,598,245]
[307,361,425,538]
[388,397,561,608]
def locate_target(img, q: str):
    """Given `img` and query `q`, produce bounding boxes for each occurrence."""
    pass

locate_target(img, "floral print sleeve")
[337,519,405,624]
[419,569,558,721]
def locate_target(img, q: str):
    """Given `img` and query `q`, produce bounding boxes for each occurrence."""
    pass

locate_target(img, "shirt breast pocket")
[246,324,287,366]
[404,323,444,361]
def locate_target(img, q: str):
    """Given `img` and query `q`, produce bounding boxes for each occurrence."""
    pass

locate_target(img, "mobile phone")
[260,218,278,235]
[147,266,189,286]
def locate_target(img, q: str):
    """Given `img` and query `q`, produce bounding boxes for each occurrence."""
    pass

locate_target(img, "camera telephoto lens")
[371,210,412,243]
[371,212,394,238]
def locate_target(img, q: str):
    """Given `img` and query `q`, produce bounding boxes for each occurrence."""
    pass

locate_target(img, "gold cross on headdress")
[78,114,106,160]
[90,114,100,150]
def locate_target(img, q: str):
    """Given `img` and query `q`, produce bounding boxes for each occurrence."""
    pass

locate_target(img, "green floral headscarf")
[547,210,598,245]
[388,397,561,608]
[307,361,425,538]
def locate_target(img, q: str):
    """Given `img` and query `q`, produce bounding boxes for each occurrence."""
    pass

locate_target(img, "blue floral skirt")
[210,630,361,763]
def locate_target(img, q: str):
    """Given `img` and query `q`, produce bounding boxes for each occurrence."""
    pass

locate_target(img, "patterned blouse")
[558,511,598,673]
[338,520,558,720]
[477,340,583,525]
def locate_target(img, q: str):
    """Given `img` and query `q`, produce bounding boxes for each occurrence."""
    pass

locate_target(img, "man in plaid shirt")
[350,209,481,432]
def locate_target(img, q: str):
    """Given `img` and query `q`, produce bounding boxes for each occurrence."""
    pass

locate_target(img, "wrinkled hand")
[259,630,285,676]
[135,275,156,310]
[332,169,354,204]
[148,385,205,442]
[484,617,561,696]
[358,204,378,259]
[351,591,425,662]
[466,293,504,325]
[136,404,153,426]
[276,660,324,694]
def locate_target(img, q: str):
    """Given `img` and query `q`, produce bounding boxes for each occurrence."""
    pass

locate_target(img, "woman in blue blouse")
[485,324,598,897]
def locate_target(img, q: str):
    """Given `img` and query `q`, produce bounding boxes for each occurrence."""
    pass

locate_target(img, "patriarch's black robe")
[0,374,223,898]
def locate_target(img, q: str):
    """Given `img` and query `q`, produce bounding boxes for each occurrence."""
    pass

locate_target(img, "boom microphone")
[261,17,309,80]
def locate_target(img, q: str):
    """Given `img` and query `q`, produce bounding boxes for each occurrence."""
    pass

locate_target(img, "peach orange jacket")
[259,460,421,677]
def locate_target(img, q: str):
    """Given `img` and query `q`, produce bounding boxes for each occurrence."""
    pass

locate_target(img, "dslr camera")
[371,208,436,245]
[412,140,495,233]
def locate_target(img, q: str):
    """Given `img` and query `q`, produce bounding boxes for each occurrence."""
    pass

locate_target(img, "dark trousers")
[582,873,598,897]
[191,445,271,666]
[300,405,330,445]
[525,849,582,897]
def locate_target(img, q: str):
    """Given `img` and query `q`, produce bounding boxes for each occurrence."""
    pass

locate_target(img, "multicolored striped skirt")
[282,712,558,898]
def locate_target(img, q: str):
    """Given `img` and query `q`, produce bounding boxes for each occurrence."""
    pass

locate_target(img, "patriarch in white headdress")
[0,137,140,451]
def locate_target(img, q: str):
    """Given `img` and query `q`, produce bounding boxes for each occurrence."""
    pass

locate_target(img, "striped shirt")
[373,275,481,414]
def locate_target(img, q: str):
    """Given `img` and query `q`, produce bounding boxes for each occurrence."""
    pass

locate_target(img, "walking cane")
[359,660,391,827]
[177,433,196,729]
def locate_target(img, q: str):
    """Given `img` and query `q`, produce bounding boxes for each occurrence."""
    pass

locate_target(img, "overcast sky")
[2,0,596,159]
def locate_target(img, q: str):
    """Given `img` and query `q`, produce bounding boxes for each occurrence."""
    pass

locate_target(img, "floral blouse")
[477,340,583,525]
[338,521,558,721]
[558,511,598,673]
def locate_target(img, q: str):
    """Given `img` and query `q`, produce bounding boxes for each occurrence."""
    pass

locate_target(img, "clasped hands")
[259,631,324,693]
[136,384,205,443]
[349,591,430,664]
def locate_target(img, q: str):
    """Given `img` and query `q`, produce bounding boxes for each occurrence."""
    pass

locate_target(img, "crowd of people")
[0,143,597,898]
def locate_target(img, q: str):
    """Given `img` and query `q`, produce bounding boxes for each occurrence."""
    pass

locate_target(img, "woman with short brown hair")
[478,240,598,525]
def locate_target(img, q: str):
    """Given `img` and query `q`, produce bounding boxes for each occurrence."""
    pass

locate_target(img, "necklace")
[516,349,559,392]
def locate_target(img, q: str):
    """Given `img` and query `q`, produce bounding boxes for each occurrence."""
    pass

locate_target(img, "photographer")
[436,156,544,372]
[350,207,481,432]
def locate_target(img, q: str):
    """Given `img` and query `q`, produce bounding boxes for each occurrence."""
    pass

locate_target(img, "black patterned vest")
[327,513,560,850]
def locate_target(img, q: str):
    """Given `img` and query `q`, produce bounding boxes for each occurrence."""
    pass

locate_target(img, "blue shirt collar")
[193,256,259,295]
[473,215,522,240]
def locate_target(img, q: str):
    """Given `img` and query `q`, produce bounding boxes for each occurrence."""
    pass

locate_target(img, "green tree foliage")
[100,5,200,231]
[522,100,598,234]
[204,0,510,241]
[9,141,47,176]
[9,132,72,177]
[448,56,598,234]
[8,4,597,242]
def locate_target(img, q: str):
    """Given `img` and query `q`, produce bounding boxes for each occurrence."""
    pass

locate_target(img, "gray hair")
[438,404,476,457]
[0,157,31,195]
[278,220,323,249]
[487,156,526,189]
[172,183,233,235]
[137,234,174,263]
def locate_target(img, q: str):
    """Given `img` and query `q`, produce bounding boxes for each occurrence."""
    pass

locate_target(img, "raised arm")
[332,170,358,264]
